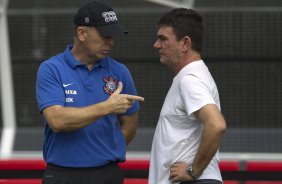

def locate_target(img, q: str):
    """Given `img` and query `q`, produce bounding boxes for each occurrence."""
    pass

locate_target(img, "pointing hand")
[107,82,144,114]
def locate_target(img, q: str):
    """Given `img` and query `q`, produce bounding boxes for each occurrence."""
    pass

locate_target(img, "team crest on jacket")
[103,76,118,95]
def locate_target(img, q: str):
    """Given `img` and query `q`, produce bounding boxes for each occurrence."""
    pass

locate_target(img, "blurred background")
[1,0,282,160]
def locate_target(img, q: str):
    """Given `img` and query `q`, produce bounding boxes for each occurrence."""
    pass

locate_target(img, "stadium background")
[1,0,282,161]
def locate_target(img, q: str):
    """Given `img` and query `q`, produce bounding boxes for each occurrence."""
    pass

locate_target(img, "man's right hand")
[106,82,144,114]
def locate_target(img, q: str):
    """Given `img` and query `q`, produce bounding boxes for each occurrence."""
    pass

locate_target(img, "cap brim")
[96,23,128,37]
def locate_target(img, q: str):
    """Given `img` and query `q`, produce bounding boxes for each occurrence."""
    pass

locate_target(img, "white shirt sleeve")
[179,74,216,117]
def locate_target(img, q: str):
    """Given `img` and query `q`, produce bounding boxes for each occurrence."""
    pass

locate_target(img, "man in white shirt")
[149,8,227,184]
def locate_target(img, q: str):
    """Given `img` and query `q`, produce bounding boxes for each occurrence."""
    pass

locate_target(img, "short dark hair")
[158,8,204,53]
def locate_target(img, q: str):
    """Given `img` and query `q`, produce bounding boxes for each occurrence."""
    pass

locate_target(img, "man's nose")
[153,40,160,48]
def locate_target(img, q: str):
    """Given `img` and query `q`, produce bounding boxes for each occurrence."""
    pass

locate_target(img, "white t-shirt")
[148,60,222,184]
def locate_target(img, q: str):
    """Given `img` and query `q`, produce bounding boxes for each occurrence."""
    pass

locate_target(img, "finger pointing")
[124,94,145,102]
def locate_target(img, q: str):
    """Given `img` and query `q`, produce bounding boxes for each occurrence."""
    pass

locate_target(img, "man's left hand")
[169,162,193,183]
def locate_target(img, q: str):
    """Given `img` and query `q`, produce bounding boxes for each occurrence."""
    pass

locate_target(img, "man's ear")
[77,26,87,41]
[182,36,192,52]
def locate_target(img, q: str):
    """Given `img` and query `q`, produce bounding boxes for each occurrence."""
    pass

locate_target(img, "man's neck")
[173,52,201,74]
[71,43,98,70]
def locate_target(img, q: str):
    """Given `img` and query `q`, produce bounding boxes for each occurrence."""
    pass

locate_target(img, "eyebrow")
[157,34,168,40]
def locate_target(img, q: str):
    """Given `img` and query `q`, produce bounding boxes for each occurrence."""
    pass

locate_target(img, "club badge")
[103,76,118,95]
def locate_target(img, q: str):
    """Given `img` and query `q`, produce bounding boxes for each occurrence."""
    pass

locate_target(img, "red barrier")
[245,182,282,184]
[219,161,240,171]
[224,182,240,184]
[0,159,241,171]
[0,160,46,170]
[124,178,148,184]
[119,160,150,170]
[246,161,282,171]
[0,179,41,184]
[1,159,282,184]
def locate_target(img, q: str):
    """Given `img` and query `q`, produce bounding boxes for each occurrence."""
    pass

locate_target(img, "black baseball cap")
[73,1,128,37]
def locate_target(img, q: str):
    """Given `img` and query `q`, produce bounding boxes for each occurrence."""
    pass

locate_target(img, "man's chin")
[96,54,106,60]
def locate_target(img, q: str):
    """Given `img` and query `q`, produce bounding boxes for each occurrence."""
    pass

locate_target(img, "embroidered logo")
[103,76,118,95]
[102,11,118,22]
[63,83,74,88]
[84,17,90,24]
